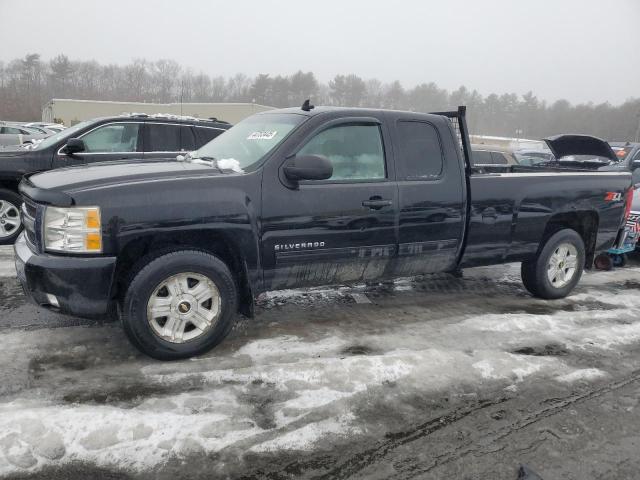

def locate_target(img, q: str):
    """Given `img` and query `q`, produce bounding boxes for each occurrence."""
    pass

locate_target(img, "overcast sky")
[1,0,638,105]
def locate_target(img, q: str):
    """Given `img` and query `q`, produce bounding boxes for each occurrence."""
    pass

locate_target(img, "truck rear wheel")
[521,228,585,299]
[121,250,238,360]
[0,189,23,245]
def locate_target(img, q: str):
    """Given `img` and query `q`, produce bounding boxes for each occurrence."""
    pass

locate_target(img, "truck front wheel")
[121,250,238,360]
[521,229,585,299]
[0,189,23,245]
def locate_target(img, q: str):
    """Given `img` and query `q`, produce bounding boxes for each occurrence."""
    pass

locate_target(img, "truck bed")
[461,170,631,268]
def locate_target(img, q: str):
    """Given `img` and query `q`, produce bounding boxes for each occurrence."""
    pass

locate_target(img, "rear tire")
[121,250,238,360]
[0,189,23,245]
[521,229,585,299]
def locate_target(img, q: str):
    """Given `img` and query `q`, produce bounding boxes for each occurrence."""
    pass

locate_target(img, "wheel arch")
[114,229,257,317]
[541,210,599,268]
[0,178,20,193]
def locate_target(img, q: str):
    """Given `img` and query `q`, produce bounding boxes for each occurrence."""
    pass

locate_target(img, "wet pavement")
[1,245,640,479]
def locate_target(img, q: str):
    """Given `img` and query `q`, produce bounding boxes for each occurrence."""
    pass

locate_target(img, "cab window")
[396,121,443,179]
[298,124,386,181]
[81,123,140,153]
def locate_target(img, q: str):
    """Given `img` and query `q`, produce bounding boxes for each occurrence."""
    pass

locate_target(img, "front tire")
[121,250,238,360]
[0,189,23,245]
[521,229,585,299]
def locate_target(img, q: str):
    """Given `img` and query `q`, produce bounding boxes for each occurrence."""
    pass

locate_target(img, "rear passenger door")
[391,114,466,275]
[142,123,196,160]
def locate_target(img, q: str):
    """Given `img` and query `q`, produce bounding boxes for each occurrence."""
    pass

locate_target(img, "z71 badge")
[604,192,623,202]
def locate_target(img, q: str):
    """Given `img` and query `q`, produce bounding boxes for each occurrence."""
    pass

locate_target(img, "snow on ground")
[0,259,640,476]
[0,246,15,277]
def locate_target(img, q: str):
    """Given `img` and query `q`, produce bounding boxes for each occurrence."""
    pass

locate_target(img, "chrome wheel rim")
[0,200,20,239]
[547,243,578,289]
[147,272,221,343]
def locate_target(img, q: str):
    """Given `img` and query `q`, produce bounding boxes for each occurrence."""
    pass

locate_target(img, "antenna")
[301,99,314,112]
[180,80,184,117]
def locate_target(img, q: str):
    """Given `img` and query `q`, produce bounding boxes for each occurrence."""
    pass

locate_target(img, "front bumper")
[14,233,117,317]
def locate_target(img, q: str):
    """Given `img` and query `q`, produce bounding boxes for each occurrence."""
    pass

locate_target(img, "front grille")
[23,200,37,219]
[21,198,40,249]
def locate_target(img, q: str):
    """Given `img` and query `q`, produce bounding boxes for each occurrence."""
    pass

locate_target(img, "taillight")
[624,187,634,221]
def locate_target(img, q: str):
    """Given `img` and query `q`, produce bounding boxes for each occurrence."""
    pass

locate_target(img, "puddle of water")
[512,343,569,357]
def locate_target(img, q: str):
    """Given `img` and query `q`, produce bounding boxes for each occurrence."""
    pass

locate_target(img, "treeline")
[1,54,639,141]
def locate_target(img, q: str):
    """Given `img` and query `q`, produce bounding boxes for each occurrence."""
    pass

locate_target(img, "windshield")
[192,113,305,171]
[29,120,93,150]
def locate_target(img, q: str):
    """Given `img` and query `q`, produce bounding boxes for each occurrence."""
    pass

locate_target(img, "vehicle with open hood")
[533,135,640,185]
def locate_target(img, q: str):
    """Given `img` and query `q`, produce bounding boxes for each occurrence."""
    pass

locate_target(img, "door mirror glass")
[62,138,86,155]
[631,159,640,171]
[284,155,333,181]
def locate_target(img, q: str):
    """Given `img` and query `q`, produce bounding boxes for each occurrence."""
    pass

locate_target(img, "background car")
[0,113,232,244]
[470,144,519,172]
[609,142,640,170]
[23,122,66,134]
[0,122,49,147]
[514,148,555,166]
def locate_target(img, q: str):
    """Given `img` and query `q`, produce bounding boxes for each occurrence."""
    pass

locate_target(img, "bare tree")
[0,53,638,141]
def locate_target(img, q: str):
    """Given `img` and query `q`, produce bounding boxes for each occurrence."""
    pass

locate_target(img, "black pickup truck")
[15,105,632,359]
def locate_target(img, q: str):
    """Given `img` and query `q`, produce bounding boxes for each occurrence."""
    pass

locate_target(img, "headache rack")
[430,106,473,175]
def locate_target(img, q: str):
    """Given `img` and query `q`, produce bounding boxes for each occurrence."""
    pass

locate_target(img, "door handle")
[362,198,392,210]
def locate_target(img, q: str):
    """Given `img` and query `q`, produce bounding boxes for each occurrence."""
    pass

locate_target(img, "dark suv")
[0,114,231,244]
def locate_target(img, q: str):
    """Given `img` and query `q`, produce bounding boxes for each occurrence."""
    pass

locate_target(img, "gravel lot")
[1,245,640,479]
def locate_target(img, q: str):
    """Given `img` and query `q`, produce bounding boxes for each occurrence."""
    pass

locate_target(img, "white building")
[42,99,274,126]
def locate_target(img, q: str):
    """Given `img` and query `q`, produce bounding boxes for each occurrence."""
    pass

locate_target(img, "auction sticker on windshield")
[247,131,278,140]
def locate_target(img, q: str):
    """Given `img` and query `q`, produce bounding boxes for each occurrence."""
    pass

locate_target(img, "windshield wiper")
[184,155,224,173]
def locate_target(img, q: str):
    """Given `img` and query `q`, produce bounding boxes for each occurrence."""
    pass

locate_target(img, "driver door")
[261,116,399,290]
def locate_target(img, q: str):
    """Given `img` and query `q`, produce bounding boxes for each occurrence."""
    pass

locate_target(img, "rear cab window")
[395,121,444,180]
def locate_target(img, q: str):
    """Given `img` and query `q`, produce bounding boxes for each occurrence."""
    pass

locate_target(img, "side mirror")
[631,159,640,171]
[283,155,333,182]
[62,138,86,155]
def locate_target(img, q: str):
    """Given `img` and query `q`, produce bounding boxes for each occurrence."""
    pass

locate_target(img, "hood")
[544,134,618,162]
[28,160,229,193]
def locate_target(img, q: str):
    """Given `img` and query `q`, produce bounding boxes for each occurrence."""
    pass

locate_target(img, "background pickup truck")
[15,105,633,360]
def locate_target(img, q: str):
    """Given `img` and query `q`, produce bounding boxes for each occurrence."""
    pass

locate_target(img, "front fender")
[72,173,264,293]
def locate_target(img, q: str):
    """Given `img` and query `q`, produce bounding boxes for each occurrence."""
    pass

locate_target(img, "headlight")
[44,206,102,253]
